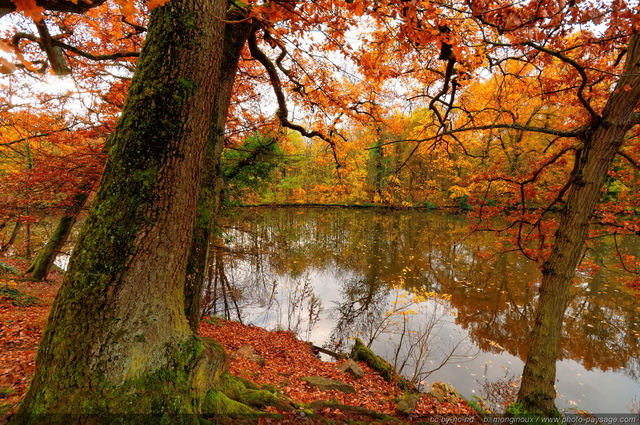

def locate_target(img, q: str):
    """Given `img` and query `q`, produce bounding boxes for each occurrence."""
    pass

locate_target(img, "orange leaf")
[10,0,44,20]
[114,0,136,18]
[0,57,16,74]
[148,0,171,10]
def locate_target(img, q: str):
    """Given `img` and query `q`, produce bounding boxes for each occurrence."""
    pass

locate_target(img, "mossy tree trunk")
[516,34,640,416]
[184,18,256,332]
[11,0,229,421]
[25,191,89,281]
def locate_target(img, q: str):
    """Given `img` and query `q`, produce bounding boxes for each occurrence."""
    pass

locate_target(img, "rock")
[301,376,357,394]
[429,382,462,404]
[396,393,422,415]
[336,359,365,379]
[233,345,266,367]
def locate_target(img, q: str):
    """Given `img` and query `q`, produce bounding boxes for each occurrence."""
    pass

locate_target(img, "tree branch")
[34,20,71,75]
[12,31,140,66]
[523,41,600,123]
[248,30,343,168]
[1,129,72,147]
[617,150,640,170]
[366,123,582,150]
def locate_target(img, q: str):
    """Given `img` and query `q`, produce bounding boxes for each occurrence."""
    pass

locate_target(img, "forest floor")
[0,257,483,424]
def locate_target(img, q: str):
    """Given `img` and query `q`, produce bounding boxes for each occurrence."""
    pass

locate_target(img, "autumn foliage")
[2,0,640,418]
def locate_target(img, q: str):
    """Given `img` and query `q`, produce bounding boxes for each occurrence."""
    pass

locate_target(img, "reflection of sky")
[230,256,640,414]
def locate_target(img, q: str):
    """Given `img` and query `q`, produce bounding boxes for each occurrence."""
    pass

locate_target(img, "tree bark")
[11,0,228,420]
[25,191,89,281]
[517,34,640,415]
[184,18,256,332]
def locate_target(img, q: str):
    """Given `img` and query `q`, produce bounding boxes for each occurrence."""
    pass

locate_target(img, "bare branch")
[1,129,71,147]
[53,39,139,61]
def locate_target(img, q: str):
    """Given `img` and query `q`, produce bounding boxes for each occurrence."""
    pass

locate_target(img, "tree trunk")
[184,19,256,332]
[24,221,31,260]
[11,0,229,420]
[517,34,640,415]
[0,221,21,254]
[25,191,89,281]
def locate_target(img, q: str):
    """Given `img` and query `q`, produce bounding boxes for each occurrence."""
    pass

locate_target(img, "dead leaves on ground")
[199,318,481,422]
[0,268,57,414]
[0,272,480,423]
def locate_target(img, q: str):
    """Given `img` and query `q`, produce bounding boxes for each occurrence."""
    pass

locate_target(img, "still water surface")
[206,207,640,413]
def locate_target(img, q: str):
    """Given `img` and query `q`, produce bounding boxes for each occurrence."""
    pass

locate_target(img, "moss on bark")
[10,0,231,421]
[350,338,415,392]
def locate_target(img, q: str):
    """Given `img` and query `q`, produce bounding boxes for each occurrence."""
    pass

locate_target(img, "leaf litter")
[1,261,481,423]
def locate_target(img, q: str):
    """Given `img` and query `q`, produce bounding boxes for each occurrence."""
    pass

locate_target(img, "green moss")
[464,396,488,416]
[202,390,255,416]
[177,77,198,96]
[0,401,11,416]
[506,401,561,424]
[0,260,20,275]
[259,384,279,394]
[235,377,260,391]
[0,284,41,307]
[350,338,414,392]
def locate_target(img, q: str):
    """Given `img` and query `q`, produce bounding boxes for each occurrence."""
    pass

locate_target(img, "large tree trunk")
[11,0,229,420]
[517,34,640,415]
[184,19,256,332]
[25,191,89,281]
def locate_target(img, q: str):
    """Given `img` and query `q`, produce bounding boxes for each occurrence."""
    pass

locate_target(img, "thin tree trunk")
[184,19,256,332]
[25,191,89,281]
[12,0,227,420]
[0,221,21,254]
[24,221,31,260]
[517,34,640,415]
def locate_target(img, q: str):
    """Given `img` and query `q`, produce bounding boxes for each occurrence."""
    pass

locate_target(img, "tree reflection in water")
[201,207,640,411]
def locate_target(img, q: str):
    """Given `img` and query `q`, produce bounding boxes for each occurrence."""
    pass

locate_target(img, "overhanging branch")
[366,123,582,150]
[13,31,140,64]
[248,30,343,168]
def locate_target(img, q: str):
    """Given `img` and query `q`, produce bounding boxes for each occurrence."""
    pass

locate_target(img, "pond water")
[206,206,640,414]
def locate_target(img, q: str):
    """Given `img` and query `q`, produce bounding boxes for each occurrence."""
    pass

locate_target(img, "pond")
[205,206,640,414]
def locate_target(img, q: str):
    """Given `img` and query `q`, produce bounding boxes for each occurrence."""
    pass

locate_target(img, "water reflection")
[204,207,640,412]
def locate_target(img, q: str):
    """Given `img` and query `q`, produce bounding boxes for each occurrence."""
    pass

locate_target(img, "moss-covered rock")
[429,382,462,404]
[336,359,365,379]
[395,393,421,415]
